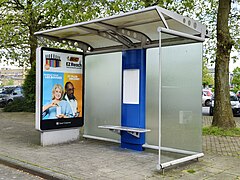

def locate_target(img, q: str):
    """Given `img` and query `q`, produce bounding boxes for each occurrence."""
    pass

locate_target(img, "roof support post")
[155,9,169,29]
[156,27,162,171]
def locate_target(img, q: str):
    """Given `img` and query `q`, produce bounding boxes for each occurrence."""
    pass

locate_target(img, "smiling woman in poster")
[42,84,73,119]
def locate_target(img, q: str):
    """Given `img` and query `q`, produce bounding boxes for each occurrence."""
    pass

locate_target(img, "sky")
[230,60,240,72]
[229,51,240,72]
[208,51,240,72]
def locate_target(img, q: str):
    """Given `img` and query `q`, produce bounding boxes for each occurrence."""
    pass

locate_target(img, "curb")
[0,155,75,180]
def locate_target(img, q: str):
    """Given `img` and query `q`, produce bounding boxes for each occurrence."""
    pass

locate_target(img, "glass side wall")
[146,43,203,153]
[84,52,122,140]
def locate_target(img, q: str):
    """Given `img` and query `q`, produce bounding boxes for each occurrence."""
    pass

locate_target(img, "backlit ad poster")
[36,47,84,130]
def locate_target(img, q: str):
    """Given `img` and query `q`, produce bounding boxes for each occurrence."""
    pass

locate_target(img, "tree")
[212,0,236,128]
[0,0,62,67]
[231,67,240,93]
[0,0,122,67]
[140,0,239,129]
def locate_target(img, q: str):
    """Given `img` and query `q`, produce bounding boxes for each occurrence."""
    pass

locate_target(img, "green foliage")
[5,79,14,86]
[22,62,36,112]
[0,0,123,67]
[202,127,240,137]
[211,87,215,93]
[3,98,34,112]
[232,67,240,92]
[186,169,196,174]
[202,58,214,86]
[0,0,61,66]
[101,0,142,16]
[139,0,239,64]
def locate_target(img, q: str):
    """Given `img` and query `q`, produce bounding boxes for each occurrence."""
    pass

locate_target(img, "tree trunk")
[27,0,37,67]
[212,0,236,129]
[29,31,37,67]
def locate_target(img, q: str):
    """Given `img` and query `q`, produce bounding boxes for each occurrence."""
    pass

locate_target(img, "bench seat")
[98,125,150,138]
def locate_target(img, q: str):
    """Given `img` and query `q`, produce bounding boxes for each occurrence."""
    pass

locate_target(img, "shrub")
[22,62,36,112]
[3,98,35,112]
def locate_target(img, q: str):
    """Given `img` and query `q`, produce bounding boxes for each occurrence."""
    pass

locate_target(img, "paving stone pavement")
[202,116,240,158]
[0,111,239,180]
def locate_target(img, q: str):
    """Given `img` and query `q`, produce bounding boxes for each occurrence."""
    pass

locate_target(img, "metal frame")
[84,28,204,56]
[36,34,92,52]
[83,134,120,144]
[157,27,162,171]
[155,27,204,171]
[142,144,199,155]
[98,125,150,138]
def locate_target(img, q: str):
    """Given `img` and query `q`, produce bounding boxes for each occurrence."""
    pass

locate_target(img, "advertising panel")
[36,47,84,130]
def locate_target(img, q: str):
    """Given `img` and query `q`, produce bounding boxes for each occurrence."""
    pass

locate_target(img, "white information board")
[123,69,139,104]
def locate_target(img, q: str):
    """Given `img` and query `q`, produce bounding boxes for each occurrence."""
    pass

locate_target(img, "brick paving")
[202,116,240,158]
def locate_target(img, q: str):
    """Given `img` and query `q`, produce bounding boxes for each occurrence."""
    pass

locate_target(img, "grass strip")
[203,127,240,137]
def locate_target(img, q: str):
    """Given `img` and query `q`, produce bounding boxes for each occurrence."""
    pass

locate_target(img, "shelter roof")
[34,6,208,52]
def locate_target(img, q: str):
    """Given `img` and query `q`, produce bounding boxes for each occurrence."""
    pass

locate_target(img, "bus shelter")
[35,6,209,170]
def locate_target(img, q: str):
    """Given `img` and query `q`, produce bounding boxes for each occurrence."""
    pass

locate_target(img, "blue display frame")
[121,49,146,151]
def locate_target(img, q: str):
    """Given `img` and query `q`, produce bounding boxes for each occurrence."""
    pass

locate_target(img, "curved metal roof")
[35,6,209,52]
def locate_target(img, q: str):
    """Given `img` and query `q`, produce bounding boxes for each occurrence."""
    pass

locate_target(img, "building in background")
[0,68,26,86]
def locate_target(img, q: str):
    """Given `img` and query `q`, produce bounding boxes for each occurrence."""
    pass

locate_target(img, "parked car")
[203,89,213,97]
[236,90,240,100]
[209,92,240,116]
[0,87,6,93]
[202,90,212,107]
[0,86,24,107]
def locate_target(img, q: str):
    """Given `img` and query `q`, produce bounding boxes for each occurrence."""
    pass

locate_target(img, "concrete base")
[41,128,80,146]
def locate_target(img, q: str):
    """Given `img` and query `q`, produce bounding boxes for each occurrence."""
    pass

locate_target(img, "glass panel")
[146,43,203,153]
[84,52,122,140]
[146,48,159,144]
